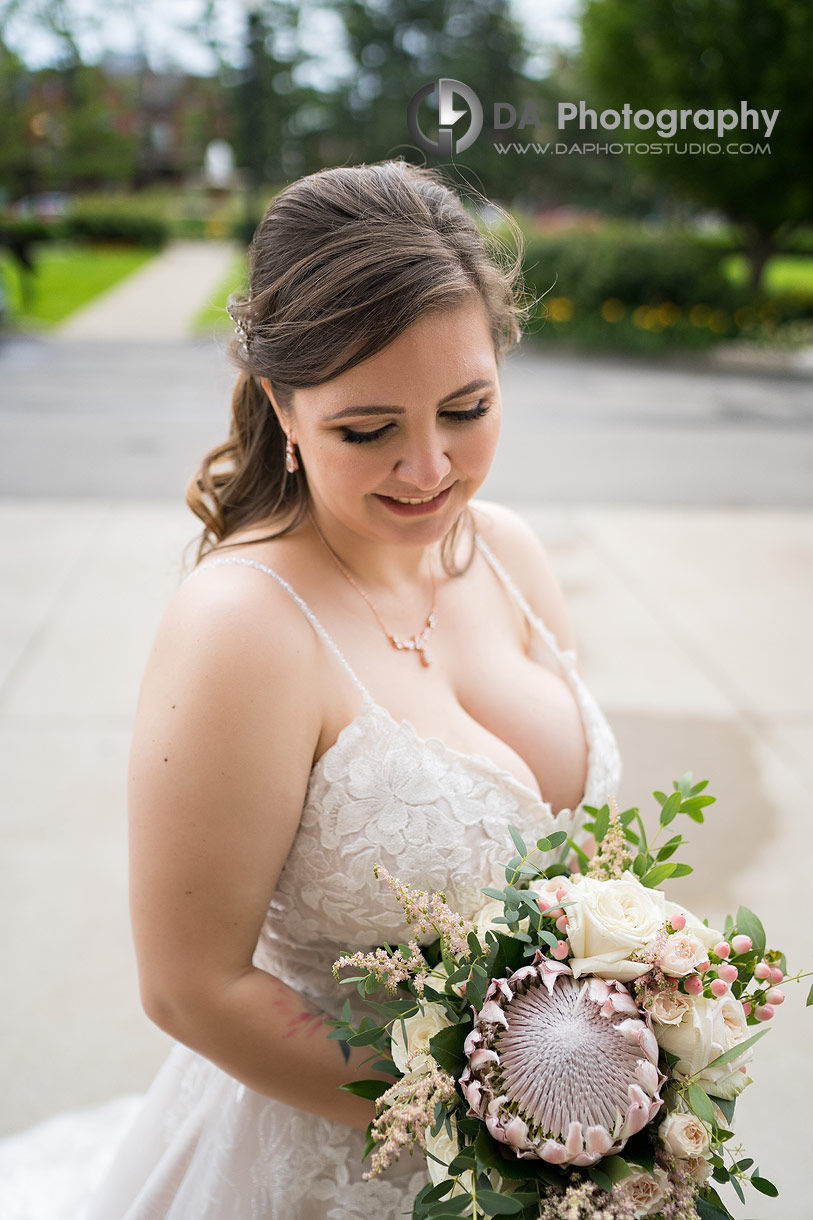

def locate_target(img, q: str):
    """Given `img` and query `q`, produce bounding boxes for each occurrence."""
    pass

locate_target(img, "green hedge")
[62,207,169,247]
[510,226,809,353]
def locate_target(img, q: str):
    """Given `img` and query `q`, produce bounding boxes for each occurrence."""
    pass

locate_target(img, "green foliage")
[580,0,813,287]
[0,243,155,326]
[63,203,169,247]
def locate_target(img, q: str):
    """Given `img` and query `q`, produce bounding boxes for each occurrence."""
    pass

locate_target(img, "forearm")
[149,967,383,1130]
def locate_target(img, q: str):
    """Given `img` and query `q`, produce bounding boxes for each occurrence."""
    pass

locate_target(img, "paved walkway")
[0,500,811,1218]
[54,240,239,341]
[1,242,812,1218]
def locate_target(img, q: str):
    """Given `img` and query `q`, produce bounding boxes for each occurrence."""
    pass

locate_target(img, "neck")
[307,504,441,595]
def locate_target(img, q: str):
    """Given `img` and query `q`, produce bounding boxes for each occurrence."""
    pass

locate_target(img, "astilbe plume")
[587,796,633,880]
[537,1176,638,1220]
[364,1056,457,1180]
[373,865,474,956]
[333,940,428,994]
[658,1153,702,1220]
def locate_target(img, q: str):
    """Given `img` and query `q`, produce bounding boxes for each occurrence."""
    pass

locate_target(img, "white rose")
[471,898,515,940]
[567,872,665,982]
[612,1164,669,1217]
[390,1003,451,1074]
[424,960,467,999]
[649,989,693,1026]
[425,1118,471,1194]
[656,994,753,1098]
[658,932,710,977]
[664,901,723,952]
[424,1118,499,1195]
[659,1112,710,1158]
[685,1156,713,1185]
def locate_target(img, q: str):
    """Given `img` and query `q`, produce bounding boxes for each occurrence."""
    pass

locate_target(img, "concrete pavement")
[54,239,239,342]
[1,499,811,1218]
[1,239,812,1218]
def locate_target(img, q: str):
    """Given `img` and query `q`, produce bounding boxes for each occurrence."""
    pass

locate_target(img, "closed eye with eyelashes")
[340,401,492,444]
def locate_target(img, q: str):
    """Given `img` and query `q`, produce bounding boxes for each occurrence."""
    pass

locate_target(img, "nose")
[394,433,452,492]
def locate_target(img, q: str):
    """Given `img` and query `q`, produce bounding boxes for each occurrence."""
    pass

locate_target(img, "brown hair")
[185,158,528,573]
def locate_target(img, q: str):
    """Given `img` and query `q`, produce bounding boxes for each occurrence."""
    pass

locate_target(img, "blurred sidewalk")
[2,243,812,1218]
[0,499,811,1219]
[54,239,238,341]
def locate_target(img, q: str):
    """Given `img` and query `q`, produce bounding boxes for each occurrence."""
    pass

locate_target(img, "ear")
[259,377,291,437]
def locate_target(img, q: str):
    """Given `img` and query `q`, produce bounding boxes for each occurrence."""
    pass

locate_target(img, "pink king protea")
[460,953,664,1167]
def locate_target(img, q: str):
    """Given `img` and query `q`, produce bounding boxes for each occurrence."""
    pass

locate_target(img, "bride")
[6,159,621,1219]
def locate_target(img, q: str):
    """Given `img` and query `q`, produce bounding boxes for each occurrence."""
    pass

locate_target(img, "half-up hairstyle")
[185,158,529,572]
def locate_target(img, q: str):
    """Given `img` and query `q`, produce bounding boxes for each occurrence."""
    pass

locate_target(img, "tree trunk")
[747,231,775,294]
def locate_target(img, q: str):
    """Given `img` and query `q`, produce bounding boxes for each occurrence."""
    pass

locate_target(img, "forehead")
[310,298,497,408]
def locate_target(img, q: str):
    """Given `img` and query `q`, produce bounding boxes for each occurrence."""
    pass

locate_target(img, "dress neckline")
[185,535,593,820]
[308,687,591,828]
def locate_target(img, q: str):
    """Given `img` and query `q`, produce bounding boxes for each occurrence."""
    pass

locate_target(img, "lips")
[375,484,454,516]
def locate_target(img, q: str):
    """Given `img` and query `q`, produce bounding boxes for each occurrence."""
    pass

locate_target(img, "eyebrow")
[324,379,495,422]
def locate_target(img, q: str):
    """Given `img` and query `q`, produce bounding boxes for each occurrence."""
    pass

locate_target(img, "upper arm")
[471,500,578,654]
[128,567,322,1025]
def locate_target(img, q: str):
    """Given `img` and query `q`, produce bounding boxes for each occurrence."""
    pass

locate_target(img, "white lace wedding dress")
[0,534,621,1220]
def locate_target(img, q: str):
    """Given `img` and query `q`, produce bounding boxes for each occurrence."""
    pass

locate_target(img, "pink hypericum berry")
[710,979,729,998]
[755,1004,775,1021]
[717,963,739,984]
[537,898,550,913]
[765,987,785,1005]
[551,940,569,960]
[769,966,784,985]
[731,934,753,954]
[742,1001,752,1016]
[697,959,711,974]
[754,961,771,981]
[556,887,568,902]
[713,941,731,959]
[556,914,569,933]
[670,913,686,931]
[684,974,704,995]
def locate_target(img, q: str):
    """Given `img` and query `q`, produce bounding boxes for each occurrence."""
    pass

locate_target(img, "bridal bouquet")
[330,776,808,1220]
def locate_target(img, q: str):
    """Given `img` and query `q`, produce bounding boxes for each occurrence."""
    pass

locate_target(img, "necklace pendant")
[419,644,431,667]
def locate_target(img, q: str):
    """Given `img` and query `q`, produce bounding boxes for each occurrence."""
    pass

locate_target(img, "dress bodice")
[184,534,622,1012]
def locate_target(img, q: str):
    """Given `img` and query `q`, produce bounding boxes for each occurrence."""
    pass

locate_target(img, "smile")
[375,484,454,515]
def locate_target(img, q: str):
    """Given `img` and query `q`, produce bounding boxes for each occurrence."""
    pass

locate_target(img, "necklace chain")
[309,512,437,667]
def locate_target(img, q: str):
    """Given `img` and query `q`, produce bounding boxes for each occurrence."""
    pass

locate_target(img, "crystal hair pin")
[227,296,251,356]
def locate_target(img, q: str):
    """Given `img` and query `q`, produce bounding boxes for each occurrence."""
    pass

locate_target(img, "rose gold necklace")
[309,512,437,667]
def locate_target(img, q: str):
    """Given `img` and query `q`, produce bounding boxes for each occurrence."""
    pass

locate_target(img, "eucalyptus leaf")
[601,1155,633,1183]
[750,1176,779,1197]
[701,1028,768,1072]
[587,1166,613,1193]
[687,1083,716,1125]
[507,825,528,856]
[660,790,682,826]
[339,1078,391,1100]
[472,1189,523,1214]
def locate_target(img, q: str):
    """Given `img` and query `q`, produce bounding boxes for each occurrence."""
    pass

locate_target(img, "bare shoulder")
[469,499,577,652]
[136,554,324,765]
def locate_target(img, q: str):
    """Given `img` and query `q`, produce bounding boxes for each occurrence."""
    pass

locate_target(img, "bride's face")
[278,296,501,548]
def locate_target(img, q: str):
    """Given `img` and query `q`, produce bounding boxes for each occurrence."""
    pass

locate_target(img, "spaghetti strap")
[182,556,373,701]
[473,532,575,666]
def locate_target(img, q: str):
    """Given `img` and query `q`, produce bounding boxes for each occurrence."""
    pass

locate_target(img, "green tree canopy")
[580,0,813,287]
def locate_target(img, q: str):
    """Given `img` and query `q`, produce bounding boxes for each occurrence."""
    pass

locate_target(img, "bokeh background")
[1,2,811,1217]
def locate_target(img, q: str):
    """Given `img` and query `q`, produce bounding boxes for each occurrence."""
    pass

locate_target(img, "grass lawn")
[721,253,813,298]
[194,251,249,334]
[0,243,157,328]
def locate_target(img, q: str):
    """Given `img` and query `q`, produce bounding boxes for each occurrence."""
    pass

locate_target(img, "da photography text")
[406,79,779,157]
